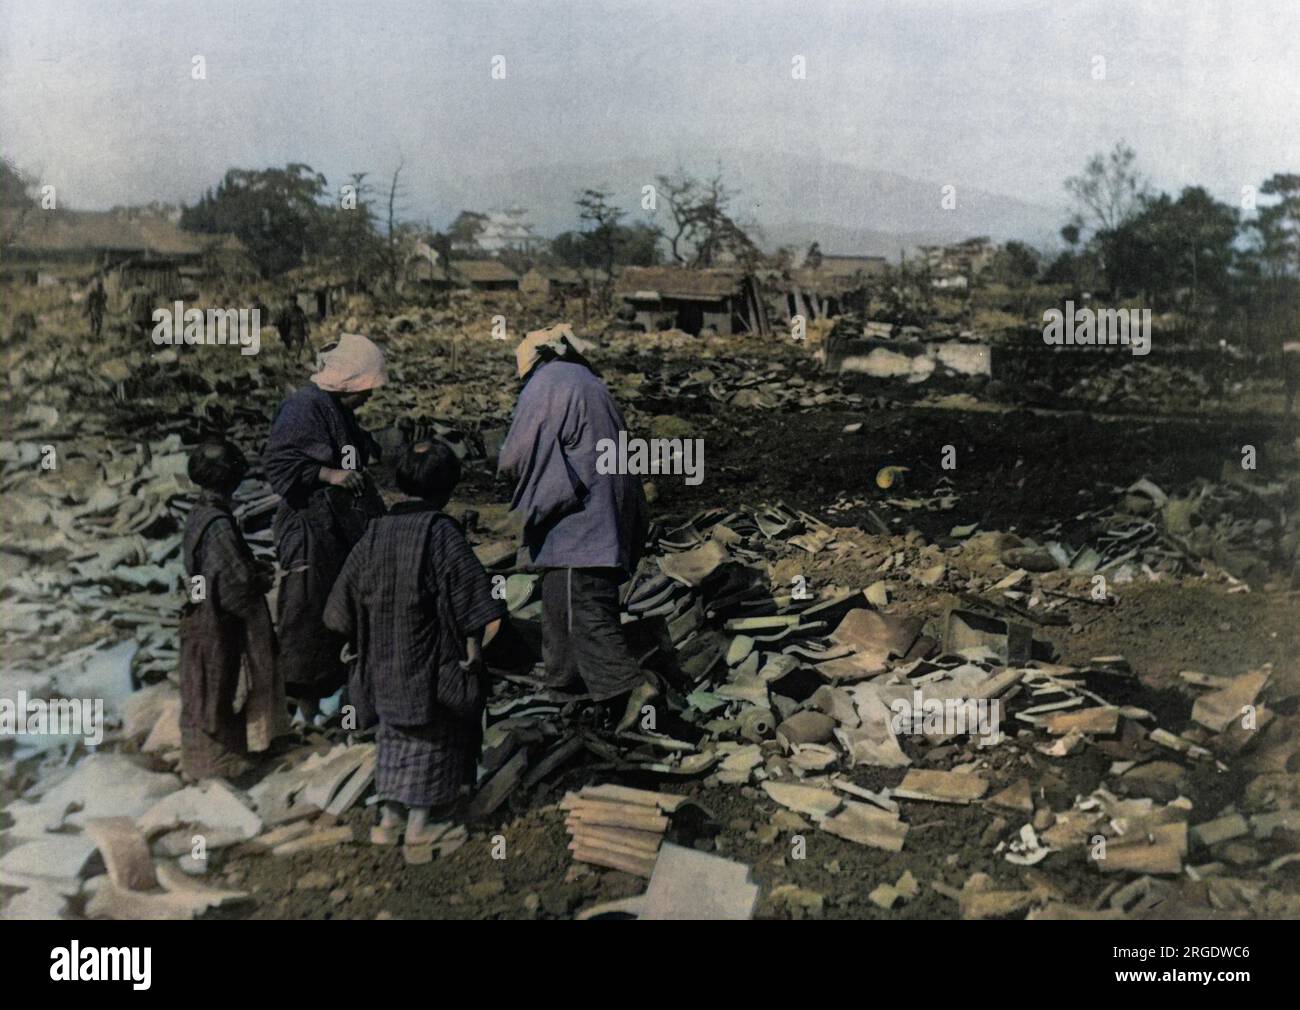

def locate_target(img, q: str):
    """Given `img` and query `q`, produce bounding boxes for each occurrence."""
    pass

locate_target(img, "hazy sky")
[2,0,1296,226]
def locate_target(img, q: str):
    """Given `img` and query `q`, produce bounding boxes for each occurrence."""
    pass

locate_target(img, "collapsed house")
[615,266,771,337]
[449,259,520,293]
[519,266,588,300]
[2,208,247,304]
[399,246,446,295]
[399,258,521,295]
[771,255,886,323]
[284,267,355,320]
[917,238,998,290]
[821,316,993,381]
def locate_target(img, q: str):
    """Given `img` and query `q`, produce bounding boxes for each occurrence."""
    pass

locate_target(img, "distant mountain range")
[417,149,1065,256]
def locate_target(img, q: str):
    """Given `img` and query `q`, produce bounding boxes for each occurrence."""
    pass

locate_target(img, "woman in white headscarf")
[499,325,657,732]
[263,333,388,719]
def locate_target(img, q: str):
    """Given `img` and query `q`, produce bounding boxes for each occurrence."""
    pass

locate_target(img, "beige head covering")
[311,333,387,393]
[515,323,592,378]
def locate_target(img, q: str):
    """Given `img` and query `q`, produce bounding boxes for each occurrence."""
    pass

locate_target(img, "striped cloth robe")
[324,502,506,807]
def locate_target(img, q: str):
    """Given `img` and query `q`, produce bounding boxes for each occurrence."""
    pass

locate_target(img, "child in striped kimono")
[325,440,504,863]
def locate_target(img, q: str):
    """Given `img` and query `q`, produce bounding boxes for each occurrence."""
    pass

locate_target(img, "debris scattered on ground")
[577,842,759,920]
[3,293,1296,921]
[562,784,685,878]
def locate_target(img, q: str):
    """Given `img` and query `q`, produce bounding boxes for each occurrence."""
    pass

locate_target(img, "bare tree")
[654,168,699,264]
[383,158,406,293]
[652,166,756,268]
[1065,141,1150,237]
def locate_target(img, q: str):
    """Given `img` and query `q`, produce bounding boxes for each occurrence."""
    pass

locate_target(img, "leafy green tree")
[0,156,35,208]
[613,221,661,267]
[313,171,386,285]
[550,230,590,270]
[1041,247,1104,291]
[448,211,489,251]
[551,221,660,271]
[577,187,625,283]
[428,230,456,295]
[0,156,38,250]
[1245,173,1300,282]
[1107,187,1238,306]
[181,164,328,277]
[988,241,1041,286]
[1238,173,1300,354]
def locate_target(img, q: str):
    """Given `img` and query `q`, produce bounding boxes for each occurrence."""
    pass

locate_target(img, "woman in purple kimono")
[264,333,387,720]
[498,325,658,733]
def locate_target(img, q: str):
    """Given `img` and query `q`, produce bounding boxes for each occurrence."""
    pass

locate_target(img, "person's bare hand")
[321,467,364,492]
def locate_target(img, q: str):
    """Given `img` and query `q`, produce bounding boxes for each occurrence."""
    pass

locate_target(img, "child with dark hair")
[181,441,284,780]
[395,436,462,498]
[325,440,505,863]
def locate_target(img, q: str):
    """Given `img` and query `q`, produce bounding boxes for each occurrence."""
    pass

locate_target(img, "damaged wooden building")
[615,266,771,336]
[402,258,521,295]
[2,208,247,303]
[771,254,887,322]
[519,266,589,300]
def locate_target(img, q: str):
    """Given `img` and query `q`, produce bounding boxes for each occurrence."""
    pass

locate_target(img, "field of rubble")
[2,286,1297,920]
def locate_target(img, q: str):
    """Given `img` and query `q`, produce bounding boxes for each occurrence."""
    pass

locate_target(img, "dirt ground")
[3,302,1297,920]
[213,581,1296,922]
[206,331,1297,920]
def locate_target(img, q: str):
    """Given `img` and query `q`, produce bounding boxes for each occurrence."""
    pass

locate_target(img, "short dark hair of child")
[188,440,249,492]
[397,439,461,501]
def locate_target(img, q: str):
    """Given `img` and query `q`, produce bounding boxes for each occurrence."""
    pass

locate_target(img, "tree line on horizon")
[2,148,1296,327]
